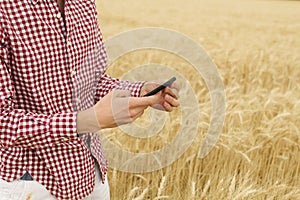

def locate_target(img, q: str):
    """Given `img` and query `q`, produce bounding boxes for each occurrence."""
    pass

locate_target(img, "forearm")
[0,109,78,149]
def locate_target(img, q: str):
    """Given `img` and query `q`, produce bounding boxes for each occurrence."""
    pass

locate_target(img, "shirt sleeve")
[95,73,145,101]
[0,9,78,150]
[92,3,145,101]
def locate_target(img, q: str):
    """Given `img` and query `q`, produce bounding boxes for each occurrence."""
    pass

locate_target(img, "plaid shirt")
[0,0,143,199]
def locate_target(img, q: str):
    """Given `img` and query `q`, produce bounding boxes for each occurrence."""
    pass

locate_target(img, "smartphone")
[143,77,176,97]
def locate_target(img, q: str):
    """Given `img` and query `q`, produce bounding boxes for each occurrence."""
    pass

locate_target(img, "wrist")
[139,81,148,97]
[77,107,101,133]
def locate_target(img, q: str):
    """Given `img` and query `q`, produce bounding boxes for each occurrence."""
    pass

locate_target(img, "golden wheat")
[96,0,300,199]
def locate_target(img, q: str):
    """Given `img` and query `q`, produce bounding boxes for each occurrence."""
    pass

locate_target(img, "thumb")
[131,93,162,107]
[113,90,131,98]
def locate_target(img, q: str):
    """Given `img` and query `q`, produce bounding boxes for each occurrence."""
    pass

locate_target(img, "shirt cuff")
[50,112,78,140]
[117,81,146,97]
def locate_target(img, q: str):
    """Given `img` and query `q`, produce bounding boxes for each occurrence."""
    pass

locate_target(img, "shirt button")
[56,13,61,19]
[71,70,76,76]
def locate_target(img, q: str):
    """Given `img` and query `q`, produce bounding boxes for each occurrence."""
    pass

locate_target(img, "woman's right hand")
[93,90,162,129]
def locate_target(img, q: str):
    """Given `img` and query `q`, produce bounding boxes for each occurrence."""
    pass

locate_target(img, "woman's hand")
[140,81,180,112]
[77,83,180,133]
[93,90,163,129]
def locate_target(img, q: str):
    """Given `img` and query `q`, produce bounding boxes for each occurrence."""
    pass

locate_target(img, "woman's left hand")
[140,81,180,112]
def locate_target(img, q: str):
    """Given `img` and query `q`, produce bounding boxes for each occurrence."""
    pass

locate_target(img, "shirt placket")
[56,1,78,112]
[63,2,92,150]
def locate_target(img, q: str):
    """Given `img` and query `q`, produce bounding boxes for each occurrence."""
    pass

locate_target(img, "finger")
[129,94,162,107]
[130,106,147,118]
[165,94,180,107]
[163,101,173,112]
[164,87,179,99]
[131,109,145,121]
[151,103,165,111]
[170,81,180,91]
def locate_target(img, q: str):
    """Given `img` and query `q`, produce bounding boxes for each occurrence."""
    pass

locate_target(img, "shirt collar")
[30,0,40,5]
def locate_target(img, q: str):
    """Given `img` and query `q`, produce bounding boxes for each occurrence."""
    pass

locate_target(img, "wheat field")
[96,0,300,199]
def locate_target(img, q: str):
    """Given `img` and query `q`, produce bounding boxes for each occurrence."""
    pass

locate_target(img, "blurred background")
[96,0,300,199]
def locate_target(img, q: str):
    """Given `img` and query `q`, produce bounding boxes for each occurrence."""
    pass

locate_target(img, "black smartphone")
[143,77,176,97]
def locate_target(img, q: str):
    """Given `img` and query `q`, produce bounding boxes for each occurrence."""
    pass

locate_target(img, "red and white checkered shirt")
[0,0,143,199]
